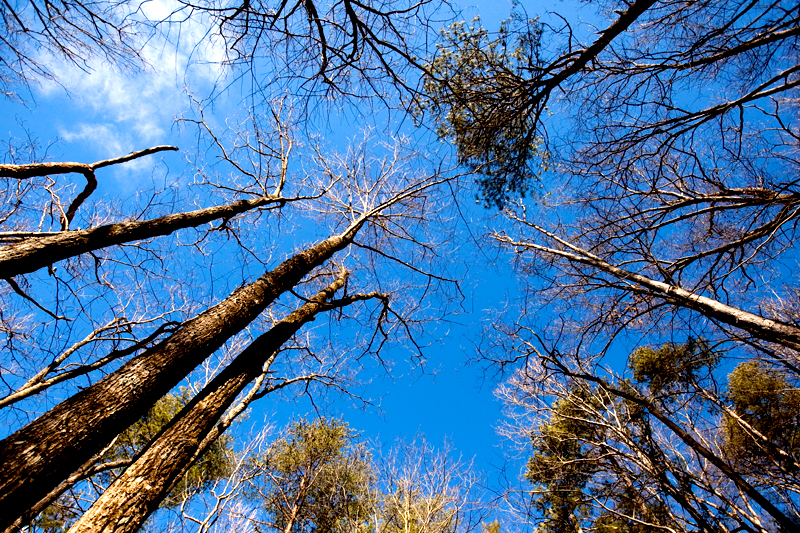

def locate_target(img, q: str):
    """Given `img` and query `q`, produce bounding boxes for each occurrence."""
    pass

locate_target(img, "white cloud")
[59,123,129,155]
[57,123,159,174]
[38,0,230,151]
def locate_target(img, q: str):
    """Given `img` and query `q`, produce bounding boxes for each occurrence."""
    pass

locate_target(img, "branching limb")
[0,146,179,229]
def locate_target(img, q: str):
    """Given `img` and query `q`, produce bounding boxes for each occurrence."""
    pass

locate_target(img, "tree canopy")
[426,0,800,530]
[1,0,799,531]
[250,418,373,533]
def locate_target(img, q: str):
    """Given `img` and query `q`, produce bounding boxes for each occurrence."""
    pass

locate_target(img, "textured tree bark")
[0,226,358,529]
[527,242,800,351]
[0,195,282,278]
[67,276,351,532]
[3,452,131,533]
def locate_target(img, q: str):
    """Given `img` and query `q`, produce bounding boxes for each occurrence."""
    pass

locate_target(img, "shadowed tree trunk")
[2,452,130,533]
[0,195,285,278]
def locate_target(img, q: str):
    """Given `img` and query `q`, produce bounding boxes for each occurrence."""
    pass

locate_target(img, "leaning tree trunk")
[2,445,131,533]
[0,224,361,530]
[533,243,800,351]
[68,274,365,532]
[0,195,282,278]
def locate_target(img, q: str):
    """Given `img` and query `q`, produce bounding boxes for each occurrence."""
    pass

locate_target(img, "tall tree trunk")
[0,195,282,278]
[2,448,130,533]
[526,240,800,351]
[67,274,357,532]
[0,224,360,529]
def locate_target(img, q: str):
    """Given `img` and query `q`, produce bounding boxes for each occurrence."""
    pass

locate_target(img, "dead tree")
[67,270,385,532]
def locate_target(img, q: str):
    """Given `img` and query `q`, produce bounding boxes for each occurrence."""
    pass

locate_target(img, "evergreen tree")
[251,418,373,533]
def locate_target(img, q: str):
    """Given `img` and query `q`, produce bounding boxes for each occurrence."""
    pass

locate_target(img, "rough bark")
[0,195,283,278]
[3,452,131,533]
[0,224,359,529]
[67,275,356,532]
[519,237,800,351]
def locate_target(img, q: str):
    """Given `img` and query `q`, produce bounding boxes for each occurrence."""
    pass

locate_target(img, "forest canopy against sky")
[0,0,799,532]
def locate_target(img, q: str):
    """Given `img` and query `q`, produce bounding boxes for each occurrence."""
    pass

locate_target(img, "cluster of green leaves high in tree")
[246,418,484,533]
[251,418,374,533]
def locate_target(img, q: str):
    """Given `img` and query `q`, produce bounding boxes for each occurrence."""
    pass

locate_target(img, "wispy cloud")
[59,123,129,155]
[38,0,229,153]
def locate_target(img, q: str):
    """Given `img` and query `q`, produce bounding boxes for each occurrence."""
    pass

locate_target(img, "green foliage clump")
[254,418,373,533]
[423,15,550,209]
[525,383,686,533]
[724,361,800,470]
[592,486,674,533]
[526,388,601,533]
[481,520,501,533]
[628,338,718,397]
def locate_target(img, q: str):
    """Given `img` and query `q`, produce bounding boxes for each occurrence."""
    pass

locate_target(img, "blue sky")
[3,2,795,531]
[0,0,565,508]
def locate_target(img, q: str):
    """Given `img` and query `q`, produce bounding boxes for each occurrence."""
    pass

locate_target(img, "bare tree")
[0,103,458,529]
[372,438,487,533]
[425,0,798,208]
[0,212,350,525]
[0,0,145,98]
[2,0,452,106]
[0,0,470,527]
[0,120,299,433]
[425,1,800,530]
[161,0,451,102]
[496,339,800,533]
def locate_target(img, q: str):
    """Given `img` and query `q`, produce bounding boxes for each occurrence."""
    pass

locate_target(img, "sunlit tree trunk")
[497,229,800,352]
[67,273,368,532]
[0,225,361,529]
